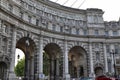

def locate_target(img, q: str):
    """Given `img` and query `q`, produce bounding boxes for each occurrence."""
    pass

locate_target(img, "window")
[36,19,39,26]
[76,29,79,35]
[2,24,7,33]
[19,11,23,18]
[95,30,99,36]
[83,30,87,35]
[28,16,31,23]
[9,4,13,12]
[105,31,109,36]
[28,5,32,10]
[113,31,118,36]
[115,45,119,54]
[52,24,56,31]
[106,45,110,53]
[60,26,63,32]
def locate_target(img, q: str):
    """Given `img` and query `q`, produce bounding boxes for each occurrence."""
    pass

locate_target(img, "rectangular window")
[60,26,63,32]
[106,45,110,54]
[28,5,32,10]
[113,31,118,36]
[19,11,23,18]
[115,45,119,54]
[83,30,87,35]
[52,24,56,31]
[95,30,99,35]
[76,29,79,35]
[36,19,39,26]
[105,31,109,36]
[28,16,31,23]
[9,4,13,12]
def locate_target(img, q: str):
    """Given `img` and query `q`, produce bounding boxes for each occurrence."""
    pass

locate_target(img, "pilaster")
[63,40,70,80]
[38,36,44,80]
[9,27,16,80]
[103,43,108,73]
[89,42,95,78]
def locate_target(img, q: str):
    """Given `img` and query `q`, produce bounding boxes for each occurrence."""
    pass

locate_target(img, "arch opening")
[16,37,37,80]
[68,46,87,78]
[94,67,103,77]
[0,62,7,80]
[43,43,62,80]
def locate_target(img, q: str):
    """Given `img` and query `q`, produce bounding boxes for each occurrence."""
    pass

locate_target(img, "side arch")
[68,46,88,78]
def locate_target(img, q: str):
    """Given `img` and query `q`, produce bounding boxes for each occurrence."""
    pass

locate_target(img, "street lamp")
[110,50,117,78]
[17,54,20,60]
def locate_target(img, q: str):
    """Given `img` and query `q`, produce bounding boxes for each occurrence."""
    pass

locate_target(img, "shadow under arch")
[0,61,8,80]
[43,43,63,80]
[16,37,37,80]
[0,55,10,80]
[68,46,88,78]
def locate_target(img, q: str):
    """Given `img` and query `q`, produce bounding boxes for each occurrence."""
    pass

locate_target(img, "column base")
[64,74,70,80]
[9,71,16,80]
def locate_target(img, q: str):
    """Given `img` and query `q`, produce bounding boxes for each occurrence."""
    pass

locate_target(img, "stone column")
[38,36,44,80]
[9,27,16,80]
[89,42,94,77]
[50,59,54,80]
[56,58,59,77]
[110,44,115,73]
[103,43,108,73]
[63,40,70,80]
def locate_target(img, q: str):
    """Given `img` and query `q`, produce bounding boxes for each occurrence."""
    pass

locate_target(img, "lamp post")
[111,50,117,78]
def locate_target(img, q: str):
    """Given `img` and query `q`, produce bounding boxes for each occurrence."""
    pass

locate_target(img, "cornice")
[37,0,86,14]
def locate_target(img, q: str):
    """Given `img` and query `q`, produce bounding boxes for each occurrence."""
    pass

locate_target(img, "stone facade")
[0,0,120,80]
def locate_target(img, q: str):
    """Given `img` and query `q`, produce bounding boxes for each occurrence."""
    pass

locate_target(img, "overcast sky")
[50,0,120,21]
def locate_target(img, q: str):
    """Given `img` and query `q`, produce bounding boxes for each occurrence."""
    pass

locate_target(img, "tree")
[14,58,25,77]
[43,52,50,76]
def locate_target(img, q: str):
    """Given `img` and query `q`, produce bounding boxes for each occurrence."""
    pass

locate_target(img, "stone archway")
[44,43,62,80]
[0,62,7,80]
[95,67,103,77]
[68,46,87,78]
[16,36,37,80]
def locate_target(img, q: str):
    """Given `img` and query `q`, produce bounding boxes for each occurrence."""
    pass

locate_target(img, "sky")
[50,0,120,21]
[15,49,24,66]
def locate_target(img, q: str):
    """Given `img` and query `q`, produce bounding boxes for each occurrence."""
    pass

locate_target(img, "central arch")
[16,36,37,80]
[68,46,87,78]
[44,43,62,80]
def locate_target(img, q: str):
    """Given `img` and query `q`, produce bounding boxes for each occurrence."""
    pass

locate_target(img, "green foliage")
[43,52,50,76]
[14,58,25,77]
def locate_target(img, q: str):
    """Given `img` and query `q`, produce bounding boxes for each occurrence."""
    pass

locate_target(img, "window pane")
[113,31,118,36]
[95,30,99,35]
[105,31,109,36]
